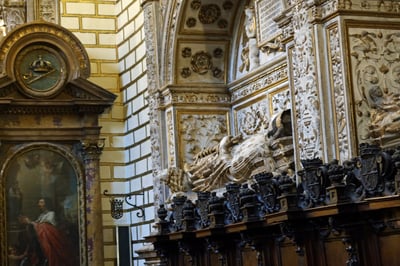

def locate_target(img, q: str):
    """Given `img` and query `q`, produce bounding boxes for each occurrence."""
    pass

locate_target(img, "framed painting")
[5,147,80,266]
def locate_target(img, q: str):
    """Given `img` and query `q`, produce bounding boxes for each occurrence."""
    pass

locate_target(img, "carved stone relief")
[166,110,176,166]
[349,24,400,147]
[236,99,269,138]
[178,112,228,166]
[181,0,236,33]
[162,90,230,107]
[36,0,58,23]
[292,3,322,160]
[238,6,260,75]
[328,24,349,161]
[177,42,226,83]
[177,43,226,83]
[270,88,291,114]
[162,109,294,193]
[142,1,165,209]
[4,3,25,33]
[236,2,285,78]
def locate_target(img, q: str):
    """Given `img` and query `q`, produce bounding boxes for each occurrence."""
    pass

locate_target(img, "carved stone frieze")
[231,64,287,102]
[348,24,400,147]
[162,90,230,107]
[350,0,400,12]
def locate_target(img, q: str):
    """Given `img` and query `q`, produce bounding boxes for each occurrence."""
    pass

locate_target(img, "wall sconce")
[103,190,145,220]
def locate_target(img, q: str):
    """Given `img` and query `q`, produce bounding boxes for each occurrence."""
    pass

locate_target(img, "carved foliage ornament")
[179,113,228,165]
[292,5,321,160]
[349,27,400,146]
[328,25,349,161]
[237,101,269,137]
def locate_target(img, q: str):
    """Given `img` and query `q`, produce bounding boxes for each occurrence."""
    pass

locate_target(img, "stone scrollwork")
[349,27,400,147]
[163,110,294,193]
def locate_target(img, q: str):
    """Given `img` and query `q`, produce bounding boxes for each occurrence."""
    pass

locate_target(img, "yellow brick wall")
[60,1,124,265]
[60,1,151,265]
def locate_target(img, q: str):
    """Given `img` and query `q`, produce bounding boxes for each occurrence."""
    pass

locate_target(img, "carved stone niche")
[0,22,116,265]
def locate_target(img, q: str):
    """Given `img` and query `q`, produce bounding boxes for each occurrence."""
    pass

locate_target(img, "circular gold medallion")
[15,45,67,97]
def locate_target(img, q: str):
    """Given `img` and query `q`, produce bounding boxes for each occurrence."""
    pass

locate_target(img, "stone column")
[81,138,104,265]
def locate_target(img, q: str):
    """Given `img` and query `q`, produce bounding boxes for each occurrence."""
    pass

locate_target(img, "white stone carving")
[328,25,349,161]
[178,113,228,165]
[4,7,25,33]
[162,110,294,193]
[38,0,57,23]
[271,88,291,114]
[142,2,165,208]
[239,6,260,73]
[163,91,230,106]
[237,101,269,138]
[349,27,400,146]
[166,110,176,166]
[231,64,288,102]
[292,4,322,160]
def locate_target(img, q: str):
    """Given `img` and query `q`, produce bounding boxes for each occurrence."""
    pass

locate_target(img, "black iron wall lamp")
[103,190,145,220]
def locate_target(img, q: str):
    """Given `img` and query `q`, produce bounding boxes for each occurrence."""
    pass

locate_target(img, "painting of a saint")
[5,148,80,266]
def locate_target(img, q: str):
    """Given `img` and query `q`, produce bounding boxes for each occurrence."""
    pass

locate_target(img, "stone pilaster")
[291,1,323,162]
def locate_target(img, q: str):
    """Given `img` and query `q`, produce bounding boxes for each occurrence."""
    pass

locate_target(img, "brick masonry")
[60,1,152,265]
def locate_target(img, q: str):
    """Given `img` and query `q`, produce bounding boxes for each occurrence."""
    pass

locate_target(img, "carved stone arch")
[160,0,244,86]
[160,0,184,85]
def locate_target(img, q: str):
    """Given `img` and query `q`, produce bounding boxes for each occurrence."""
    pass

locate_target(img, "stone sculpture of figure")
[239,6,259,72]
[357,64,400,140]
[162,110,294,193]
[244,6,256,38]
[368,85,400,138]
